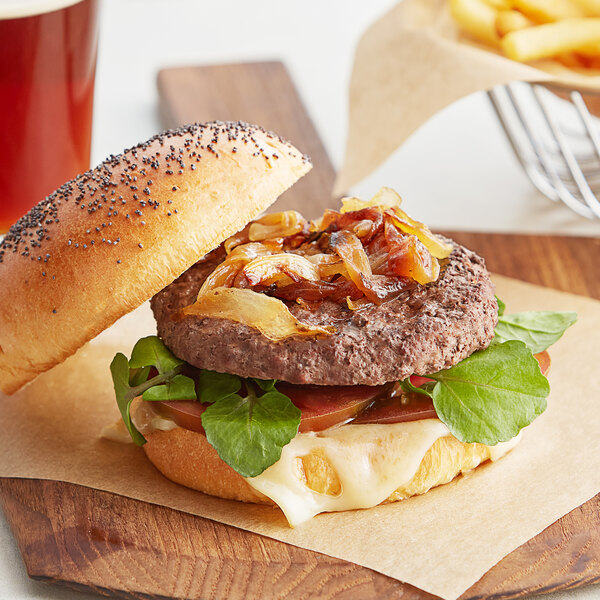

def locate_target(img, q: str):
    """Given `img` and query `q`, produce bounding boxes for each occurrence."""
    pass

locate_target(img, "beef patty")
[151,242,497,386]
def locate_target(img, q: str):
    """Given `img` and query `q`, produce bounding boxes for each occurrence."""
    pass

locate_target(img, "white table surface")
[1,1,599,598]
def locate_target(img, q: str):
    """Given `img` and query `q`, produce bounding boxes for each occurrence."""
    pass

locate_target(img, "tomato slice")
[276,383,388,433]
[409,374,434,388]
[352,393,437,425]
[150,351,551,435]
[154,400,207,434]
[359,350,552,426]
[534,350,550,376]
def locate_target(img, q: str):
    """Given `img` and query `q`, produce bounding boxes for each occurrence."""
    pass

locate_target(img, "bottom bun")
[144,427,269,504]
[143,422,514,514]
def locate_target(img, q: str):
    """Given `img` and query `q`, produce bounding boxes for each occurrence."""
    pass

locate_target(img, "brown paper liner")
[335,0,600,194]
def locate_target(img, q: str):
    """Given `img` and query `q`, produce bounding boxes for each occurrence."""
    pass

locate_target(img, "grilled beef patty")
[151,242,497,386]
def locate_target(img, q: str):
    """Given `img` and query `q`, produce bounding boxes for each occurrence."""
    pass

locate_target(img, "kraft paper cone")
[335,0,600,194]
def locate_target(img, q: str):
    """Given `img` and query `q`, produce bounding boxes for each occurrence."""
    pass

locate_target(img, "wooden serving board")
[1,61,600,600]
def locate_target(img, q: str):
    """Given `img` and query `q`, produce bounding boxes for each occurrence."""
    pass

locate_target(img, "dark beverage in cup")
[0,0,99,232]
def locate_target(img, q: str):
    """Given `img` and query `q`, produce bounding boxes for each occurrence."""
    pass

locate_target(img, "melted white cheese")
[246,419,448,526]
[245,420,521,527]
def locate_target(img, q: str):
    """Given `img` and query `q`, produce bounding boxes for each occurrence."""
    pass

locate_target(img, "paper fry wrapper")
[1,276,599,600]
[335,0,600,194]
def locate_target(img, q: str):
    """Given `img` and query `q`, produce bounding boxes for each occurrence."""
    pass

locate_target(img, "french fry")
[482,0,511,9]
[571,39,600,56]
[572,0,600,16]
[495,10,534,36]
[555,52,589,68]
[449,0,500,46]
[510,0,586,23]
[576,52,600,68]
[502,18,600,62]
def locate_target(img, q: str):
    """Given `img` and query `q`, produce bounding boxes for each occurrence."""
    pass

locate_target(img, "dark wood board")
[1,61,600,600]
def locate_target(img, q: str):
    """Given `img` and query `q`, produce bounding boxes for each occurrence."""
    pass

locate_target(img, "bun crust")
[143,425,497,507]
[0,122,311,394]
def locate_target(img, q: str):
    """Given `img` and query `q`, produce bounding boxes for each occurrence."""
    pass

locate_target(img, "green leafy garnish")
[142,374,197,402]
[494,310,577,354]
[402,303,576,445]
[110,336,197,446]
[110,336,300,477]
[202,383,301,477]
[496,295,506,316]
[399,377,435,397]
[431,341,548,444]
[197,370,241,403]
[111,352,145,445]
[401,341,548,445]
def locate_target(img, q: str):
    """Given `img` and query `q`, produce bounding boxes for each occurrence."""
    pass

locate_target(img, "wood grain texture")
[1,61,599,600]
[0,478,424,600]
[157,62,336,219]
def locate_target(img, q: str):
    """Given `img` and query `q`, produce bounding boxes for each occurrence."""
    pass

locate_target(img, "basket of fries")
[450,0,600,82]
[335,0,600,192]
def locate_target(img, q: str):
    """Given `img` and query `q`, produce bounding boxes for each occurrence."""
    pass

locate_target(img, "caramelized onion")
[224,227,250,254]
[305,254,349,280]
[340,187,403,213]
[188,187,447,335]
[249,210,306,242]
[329,229,411,303]
[318,262,349,280]
[385,222,440,285]
[198,242,273,294]
[320,207,383,243]
[243,253,320,286]
[272,281,338,302]
[272,279,363,303]
[330,230,372,279]
[385,208,452,259]
[184,287,334,341]
[346,296,370,310]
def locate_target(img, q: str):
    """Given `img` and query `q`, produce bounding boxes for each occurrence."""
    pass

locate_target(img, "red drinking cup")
[0,0,99,232]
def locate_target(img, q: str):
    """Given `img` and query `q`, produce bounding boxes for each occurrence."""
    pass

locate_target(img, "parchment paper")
[0,276,599,600]
[335,0,600,193]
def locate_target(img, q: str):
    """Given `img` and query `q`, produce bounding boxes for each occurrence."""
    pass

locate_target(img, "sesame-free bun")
[0,122,311,394]
[142,424,504,507]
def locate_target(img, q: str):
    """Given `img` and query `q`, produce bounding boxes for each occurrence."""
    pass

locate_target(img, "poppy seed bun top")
[0,121,311,395]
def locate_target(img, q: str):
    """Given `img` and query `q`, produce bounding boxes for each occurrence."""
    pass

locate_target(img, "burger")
[0,121,575,526]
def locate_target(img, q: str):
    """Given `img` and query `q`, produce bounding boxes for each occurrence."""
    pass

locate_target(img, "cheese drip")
[245,420,520,526]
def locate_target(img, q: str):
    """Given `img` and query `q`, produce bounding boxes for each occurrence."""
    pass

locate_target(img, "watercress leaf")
[110,352,146,446]
[252,378,277,392]
[494,311,577,354]
[129,335,183,373]
[496,296,505,316]
[197,370,241,403]
[129,366,151,387]
[398,378,434,398]
[430,340,549,445]
[142,374,197,402]
[202,390,301,477]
